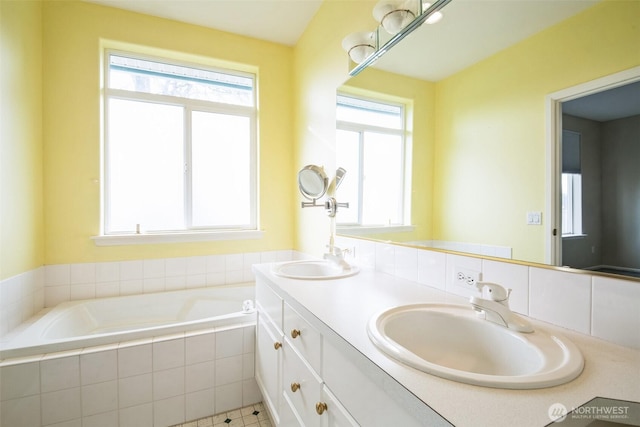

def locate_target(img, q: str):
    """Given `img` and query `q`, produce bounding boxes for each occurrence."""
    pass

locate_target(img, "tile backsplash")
[336,236,640,350]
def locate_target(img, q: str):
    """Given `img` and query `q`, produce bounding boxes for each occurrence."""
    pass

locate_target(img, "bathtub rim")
[0,283,256,361]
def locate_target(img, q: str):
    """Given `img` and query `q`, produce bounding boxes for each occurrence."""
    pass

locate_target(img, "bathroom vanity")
[253,263,640,426]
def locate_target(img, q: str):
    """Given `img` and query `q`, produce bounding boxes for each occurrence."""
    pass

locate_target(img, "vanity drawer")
[284,302,322,374]
[283,342,323,427]
[257,279,283,332]
[318,385,359,427]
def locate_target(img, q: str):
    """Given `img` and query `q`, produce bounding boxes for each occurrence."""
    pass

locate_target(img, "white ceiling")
[84,0,324,46]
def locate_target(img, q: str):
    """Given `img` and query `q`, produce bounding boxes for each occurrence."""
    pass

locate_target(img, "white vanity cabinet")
[254,273,446,427]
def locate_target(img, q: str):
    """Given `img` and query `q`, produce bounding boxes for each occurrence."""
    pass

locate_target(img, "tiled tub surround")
[0,250,295,340]
[0,323,260,427]
[337,236,640,349]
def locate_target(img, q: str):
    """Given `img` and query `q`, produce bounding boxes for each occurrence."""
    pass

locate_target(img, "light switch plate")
[526,211,542,225]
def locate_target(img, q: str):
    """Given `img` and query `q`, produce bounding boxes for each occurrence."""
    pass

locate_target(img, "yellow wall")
[293,0,378,256]
[342,68,436,242]
[41,1,295,264]
[433,0,640,262]
[0,0,44,280]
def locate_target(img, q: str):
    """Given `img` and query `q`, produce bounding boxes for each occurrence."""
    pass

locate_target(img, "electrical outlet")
[455,268,481,288]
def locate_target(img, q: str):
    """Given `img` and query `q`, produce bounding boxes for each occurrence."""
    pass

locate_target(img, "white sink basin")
[367,303,584,389]
[272,260,360,280]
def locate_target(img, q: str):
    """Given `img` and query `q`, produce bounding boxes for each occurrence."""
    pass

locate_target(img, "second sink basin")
[368,303,584,389]
[272,260,359,280]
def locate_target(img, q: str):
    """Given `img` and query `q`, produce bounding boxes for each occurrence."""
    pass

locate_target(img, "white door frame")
[545,66,640,265]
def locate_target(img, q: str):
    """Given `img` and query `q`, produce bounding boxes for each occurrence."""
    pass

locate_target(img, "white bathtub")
[0,283,256,360]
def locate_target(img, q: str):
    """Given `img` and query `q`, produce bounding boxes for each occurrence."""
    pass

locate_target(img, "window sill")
[336,225,415,236]
[562,233,588,240]
[92,230,265,246]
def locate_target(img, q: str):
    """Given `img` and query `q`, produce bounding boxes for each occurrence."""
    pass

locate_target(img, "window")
[103,51,257,236]
[561,173,583,236]
[561,130,583,237]
[335,94,408,227]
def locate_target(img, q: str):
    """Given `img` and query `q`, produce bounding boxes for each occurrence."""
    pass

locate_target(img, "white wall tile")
[185,361,215,393]
[95,282,119,299]
[186,274,206,289]
[206,272,226,287]
[187,256,207,276]
[165,275,186,292]
[153,367,184,400]
[118,374,152,408]
[215,356,243,386]
[119,403,152,427]
[80,349,117,385]
[225,254,243,272]
[243,325,255,354]
[206,255,226,273]
[153,395,185,426]
[1,395,41,427]
[482,259,529,315]
[242,378,262,407]
[529,267,591,334]
[118,344,152,378]
[592,276,640,349]
[216,329,244,359]
[96,262,119,283]
[394,246,418,282]
[215,381,242,413]
[142,277,165,294]
[45,285,70,308]
[70,263,96,285]
[143,259,165,279]
[375,243,395,275]
[82,410,118,427]
[153,338,184,371]
[41,356,80,393]
[41,388,81,425]
[186,332,216,365]
[1,362,40,400]
[417,250,446,291]
[165,257,187,277]
[119,261,143,281]
[225,270,243,285]
[45,265,71,286]
[81,380,117,416]
[119,279,143,296]
[242,353,254,380]
[186,388,215,421]
[70,283,95,301]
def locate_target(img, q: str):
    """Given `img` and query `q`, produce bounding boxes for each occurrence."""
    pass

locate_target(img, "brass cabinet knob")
[291,329,301,339]
[290,382,300,392]
[273,341,282,350]
[316,402,328,415]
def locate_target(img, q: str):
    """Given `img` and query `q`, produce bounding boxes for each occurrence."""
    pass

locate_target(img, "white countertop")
[254,264,640,427]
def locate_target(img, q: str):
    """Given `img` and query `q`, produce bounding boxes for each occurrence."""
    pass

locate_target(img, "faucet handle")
[475,282,511,303]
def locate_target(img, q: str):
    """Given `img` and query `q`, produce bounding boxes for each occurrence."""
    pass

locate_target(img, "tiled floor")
[172,403,272,427]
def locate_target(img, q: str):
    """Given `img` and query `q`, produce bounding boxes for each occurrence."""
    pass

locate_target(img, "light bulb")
[422,2,443,24]
[341,32,376,64]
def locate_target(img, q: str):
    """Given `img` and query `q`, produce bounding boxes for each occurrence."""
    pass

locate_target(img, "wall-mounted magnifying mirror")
[298,165,328,200]
[335,167,347,191]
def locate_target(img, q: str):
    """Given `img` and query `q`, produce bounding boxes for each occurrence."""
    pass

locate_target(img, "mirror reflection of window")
[561,130,583,237]
[336,94,408,227]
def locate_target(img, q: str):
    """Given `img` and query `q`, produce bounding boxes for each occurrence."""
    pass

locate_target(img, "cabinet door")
[318,385,359,427]
[256,313,283,424]
[283,343,322,427]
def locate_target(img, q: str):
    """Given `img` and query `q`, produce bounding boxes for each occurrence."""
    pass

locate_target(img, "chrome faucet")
[323,244,352,269]
[470,282,534,333]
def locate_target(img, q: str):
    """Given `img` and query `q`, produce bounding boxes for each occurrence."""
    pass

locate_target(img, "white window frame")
[335,93,412,231]
[94,50,261,245]
[561,172,584,238]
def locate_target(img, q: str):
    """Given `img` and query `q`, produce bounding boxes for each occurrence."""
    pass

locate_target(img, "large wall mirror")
[336,0,640,279]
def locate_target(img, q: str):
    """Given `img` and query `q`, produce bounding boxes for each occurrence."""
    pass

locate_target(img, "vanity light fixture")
[341,31,377,64]
[347,0,452,77]
[373,0,421,35]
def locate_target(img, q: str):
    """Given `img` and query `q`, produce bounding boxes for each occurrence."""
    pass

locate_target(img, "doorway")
[546,66,640,277]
